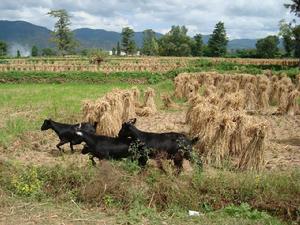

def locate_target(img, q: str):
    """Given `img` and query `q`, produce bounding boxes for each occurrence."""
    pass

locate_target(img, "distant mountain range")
[0,20,263,54]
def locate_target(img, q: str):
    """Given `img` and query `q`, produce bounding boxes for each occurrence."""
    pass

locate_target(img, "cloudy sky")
[0,0,298,39]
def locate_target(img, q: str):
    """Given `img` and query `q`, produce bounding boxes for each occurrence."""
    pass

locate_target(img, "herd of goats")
[41,118,199,174]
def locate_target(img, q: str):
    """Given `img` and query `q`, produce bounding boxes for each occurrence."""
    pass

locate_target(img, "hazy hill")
[0,20,261,54]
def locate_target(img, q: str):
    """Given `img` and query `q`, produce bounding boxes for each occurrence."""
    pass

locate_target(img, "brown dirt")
[0,110,299,171]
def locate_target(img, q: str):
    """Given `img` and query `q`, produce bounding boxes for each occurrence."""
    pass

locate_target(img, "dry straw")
[244,83,257,111]
[220,92,245,112]
[143,87,157,114]
[257,84,269,111]
[95,100,119,137]
[229,112,248,156]
[207,114,236,167]
[286,90,300,116]
[238,122,267,171]
[161,93,179,110]
[122,91,136,122]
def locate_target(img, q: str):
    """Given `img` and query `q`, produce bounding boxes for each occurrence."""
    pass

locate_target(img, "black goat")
[41,119,97,153]
[76,131,145,166]
[118,118,199,173]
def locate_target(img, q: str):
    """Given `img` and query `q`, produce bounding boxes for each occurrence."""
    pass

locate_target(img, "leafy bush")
[11,166,43,198]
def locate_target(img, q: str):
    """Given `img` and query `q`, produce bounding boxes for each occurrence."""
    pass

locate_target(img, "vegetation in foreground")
[0,159,298,224]
[0,81,299,224]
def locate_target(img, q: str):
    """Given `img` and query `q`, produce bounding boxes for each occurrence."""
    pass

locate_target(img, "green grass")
[0,82,173,146]
[0,160,295,224]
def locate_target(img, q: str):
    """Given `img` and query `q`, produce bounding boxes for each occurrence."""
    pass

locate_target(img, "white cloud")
[0,0,298,39]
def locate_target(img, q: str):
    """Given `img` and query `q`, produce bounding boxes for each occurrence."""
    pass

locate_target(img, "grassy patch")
[0,160,298,223]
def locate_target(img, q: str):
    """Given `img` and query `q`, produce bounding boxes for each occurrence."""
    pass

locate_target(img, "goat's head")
[41,119,52,131]
[118,118,137,139]
[76,122,98,134]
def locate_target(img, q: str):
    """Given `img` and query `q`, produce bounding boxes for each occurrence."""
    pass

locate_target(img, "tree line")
[0,1,299,60]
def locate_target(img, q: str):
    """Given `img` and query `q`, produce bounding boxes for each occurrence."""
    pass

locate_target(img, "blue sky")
[0,0,298,39]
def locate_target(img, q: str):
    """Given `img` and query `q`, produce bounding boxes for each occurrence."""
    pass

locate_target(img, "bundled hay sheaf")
[244,83,257,111]
[161,93,179,110]
[257,83,269,111]
[229,112,248,156]
[82,86,158,136]
[95,100,119,137]
[276,84,289,115]
[144,88,157,113]
[238,122,267,171]
[122,91,136,122]
[207,114,236,167]
[286,90,300,116]
[220,91,245,112]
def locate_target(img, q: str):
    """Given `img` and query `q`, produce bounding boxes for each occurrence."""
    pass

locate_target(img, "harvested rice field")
[0,64,300,224]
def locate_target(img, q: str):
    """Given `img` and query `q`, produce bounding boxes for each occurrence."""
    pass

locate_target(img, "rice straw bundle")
[104,93,123,125]
[214,74,224,87]
[135,106,155,117]
[231,80,240,93]
[95,101,119,137]
[238,122,267,171]
[161,93,179,110]
[276,85,289,114]
[296,75,300,91]
[257,84,269,111]
[122,92,136,122]
[131,86,142,107]
[229,112,248,156]
[279,76,292,87]
[220,91,245,111]
[269,81,280,105]
[244,83,257,110]
[186,95,204,123]
[207,114,236,166]
[82,100,96,123]
[286,90,300,116]
[144,87,157,114]
[203,85,217,97]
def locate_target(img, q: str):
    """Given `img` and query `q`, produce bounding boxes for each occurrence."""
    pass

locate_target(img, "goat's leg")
[173,152,184,175]
[156,158,167,174]
[138,156,148,168]
[56,140,68,152]
[89,155,96,166]
[69,143,75,153]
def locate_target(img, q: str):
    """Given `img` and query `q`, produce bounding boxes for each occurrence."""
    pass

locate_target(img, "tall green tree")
[279,20,294,57]
[42,48,56,56]
[158,25,193,56]
[0,41,7,56]
[48,9,76,55]
[17,50,21,58]
[31,45,39,57]
[191,34,203,56]
[116,42,121,56]
[121,27,136,55]
[256,35,280,58]
[207,22,228,57]
[142,29,159,56]
[293,25,300,57]
[112,47,116,55]
[285,0,300,66]
[285,0,300,17]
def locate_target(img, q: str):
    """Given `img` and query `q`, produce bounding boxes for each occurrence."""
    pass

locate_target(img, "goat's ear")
[129,118,137,124]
